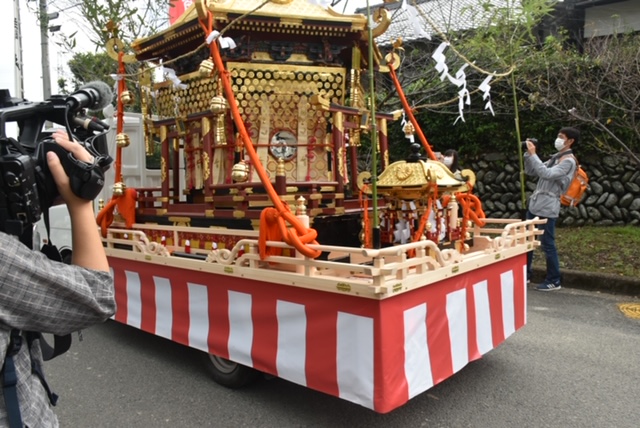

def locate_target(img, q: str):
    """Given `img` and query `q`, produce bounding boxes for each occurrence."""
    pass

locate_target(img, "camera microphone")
[65,81,113,113]
[72,115,110,132]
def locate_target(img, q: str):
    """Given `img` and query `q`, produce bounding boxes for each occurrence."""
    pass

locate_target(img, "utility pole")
[39,0,52,99]
[38,0,60,99]
[13,0,25,99]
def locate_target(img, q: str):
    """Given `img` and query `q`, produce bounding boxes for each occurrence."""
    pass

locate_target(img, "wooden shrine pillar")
[332,111,345,199]
[378,118,389,170]
[202,116,215,215]
[160,125,170,211]
[350,140,358,194]
[172,131,181,202]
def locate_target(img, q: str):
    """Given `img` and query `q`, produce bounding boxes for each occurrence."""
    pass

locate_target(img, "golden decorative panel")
[228,62,345,182]
[155,76,218,118]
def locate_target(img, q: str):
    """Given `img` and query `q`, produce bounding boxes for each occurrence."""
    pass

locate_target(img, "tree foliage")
[373,1,639,166]
[47,0,172,51]
[37,0,172,92]
[373,0,555,163]
[520,32,640,163]
[67,52,118,90]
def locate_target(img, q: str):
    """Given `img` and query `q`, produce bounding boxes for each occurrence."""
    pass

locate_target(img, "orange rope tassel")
[96,188,138,237]
[259,208,284,258]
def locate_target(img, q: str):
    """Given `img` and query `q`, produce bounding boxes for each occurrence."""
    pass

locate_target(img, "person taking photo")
[524,127,579,291]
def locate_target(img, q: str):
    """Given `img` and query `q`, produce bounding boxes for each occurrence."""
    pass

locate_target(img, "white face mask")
[554,138,566,151]
[443,157,453,167]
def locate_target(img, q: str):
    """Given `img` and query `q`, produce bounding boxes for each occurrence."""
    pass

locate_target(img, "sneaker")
[536,281,561,291]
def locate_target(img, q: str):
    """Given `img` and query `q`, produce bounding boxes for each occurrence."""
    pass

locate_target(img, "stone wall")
[469,153,640,227]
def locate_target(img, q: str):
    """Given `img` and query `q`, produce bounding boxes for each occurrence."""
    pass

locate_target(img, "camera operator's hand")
[51,129,95,164]
[48,130,109,271]
[525,139,537,156]
[48,130,95,206]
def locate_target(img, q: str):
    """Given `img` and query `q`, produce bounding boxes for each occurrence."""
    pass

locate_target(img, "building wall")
[583,0,640,37]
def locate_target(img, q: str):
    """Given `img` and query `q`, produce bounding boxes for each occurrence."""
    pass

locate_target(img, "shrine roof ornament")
[132,0,373,60]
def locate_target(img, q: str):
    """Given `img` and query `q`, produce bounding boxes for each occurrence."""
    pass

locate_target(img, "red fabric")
[96,187,138,236]
[109,255,527,413]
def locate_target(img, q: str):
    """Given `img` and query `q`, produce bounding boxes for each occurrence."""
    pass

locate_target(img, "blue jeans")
[526,211,561,284]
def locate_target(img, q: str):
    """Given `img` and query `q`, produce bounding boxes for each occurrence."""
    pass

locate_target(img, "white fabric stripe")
[154,277,173,339]
[276,301,307,386]
[522,263,528,325]
[187,283,209,352]
[336,312,374,409]
[501,270,516,338]
[125,271,142,329]
[446,288,469,373]
[404,303,433,398]
[473,280,493,355]
[228,291,253,367]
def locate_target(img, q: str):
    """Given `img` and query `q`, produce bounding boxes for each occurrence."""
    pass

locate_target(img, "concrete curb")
[531,267,640,297]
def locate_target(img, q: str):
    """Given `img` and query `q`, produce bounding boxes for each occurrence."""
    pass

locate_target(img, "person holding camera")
[524,127,579,291]
[1,130,115,426]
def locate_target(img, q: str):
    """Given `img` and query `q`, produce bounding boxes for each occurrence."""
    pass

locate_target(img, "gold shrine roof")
[367,159,473,200]
[205,0,367,24]
[132,0,368,60]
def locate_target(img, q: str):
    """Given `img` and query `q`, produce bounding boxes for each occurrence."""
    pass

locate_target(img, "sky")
[0,0,380,104]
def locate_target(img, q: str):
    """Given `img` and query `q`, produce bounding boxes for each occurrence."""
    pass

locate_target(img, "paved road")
[45,288,640,427]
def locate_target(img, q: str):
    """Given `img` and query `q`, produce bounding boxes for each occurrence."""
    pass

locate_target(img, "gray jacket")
[524,150,576,218]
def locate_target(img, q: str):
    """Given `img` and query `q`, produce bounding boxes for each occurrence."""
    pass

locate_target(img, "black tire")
[201,353,260,389]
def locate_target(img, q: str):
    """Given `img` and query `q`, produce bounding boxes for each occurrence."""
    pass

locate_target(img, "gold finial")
[295,196,307,216]
[276,158,286,176]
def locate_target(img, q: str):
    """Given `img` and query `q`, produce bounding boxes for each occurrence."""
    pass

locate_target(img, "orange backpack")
[560,155,589,207]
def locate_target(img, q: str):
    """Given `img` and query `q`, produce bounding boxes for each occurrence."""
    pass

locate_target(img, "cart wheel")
[201,353,260,388]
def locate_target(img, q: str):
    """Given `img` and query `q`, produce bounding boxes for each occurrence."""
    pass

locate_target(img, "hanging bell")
[199,58,214,77]
[231,161,249,183]
[121,90,133,105]
[402,120,415,138]
[112,182,126,196]
[116,133,131,148]
[209,95,229,115]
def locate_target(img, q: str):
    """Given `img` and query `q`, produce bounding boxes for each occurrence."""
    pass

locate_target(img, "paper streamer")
[402,0,431,40]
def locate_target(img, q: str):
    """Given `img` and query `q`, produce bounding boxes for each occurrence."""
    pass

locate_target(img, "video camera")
[0,81,114,237]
